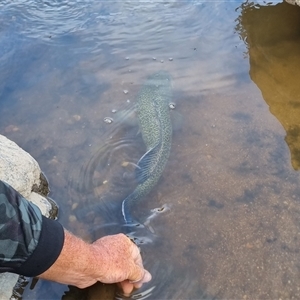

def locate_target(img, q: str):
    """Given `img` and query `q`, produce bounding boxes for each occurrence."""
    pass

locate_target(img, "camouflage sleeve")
[0,180,64,277]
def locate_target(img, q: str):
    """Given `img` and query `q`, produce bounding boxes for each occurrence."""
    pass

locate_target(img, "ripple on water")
[0,0,95,39]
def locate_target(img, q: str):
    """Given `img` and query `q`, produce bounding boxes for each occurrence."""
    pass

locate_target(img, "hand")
[91,234,152,295]
[38,231,151,295]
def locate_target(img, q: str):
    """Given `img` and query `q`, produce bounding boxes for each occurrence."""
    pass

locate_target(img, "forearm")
[0,180,151,293]
[38,231,151,294]
[38,229,97,288]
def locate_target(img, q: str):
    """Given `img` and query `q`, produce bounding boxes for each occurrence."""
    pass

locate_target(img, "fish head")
[146,70,172,88]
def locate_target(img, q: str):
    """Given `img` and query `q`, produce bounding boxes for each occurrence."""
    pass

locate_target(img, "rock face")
[286,0,300,5]
[0,134,54,300]
[0,135,44,197]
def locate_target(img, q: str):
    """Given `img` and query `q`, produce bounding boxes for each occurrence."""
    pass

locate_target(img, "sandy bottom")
[1,1,300,299]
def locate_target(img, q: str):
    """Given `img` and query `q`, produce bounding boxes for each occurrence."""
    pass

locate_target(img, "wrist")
[39,230,97,288]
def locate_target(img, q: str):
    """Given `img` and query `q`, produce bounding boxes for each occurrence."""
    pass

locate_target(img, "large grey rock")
[0,135,52,215]
[0,273,18,300]
[0,134,53,300]
[0,135,42,198]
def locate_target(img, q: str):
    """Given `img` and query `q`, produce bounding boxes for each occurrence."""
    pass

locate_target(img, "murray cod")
[122,71,172,224]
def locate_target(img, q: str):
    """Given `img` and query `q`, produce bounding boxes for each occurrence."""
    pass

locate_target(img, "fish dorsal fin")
[136,144,160,183]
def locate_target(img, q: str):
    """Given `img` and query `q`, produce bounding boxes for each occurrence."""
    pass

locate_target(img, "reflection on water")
[1,0,300,299]
[237,1,300,170]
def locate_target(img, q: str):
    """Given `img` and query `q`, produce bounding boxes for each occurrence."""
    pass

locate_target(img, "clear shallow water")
[1,0,300,299]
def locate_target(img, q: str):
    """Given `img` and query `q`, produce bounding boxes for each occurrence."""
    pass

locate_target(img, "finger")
[127,239,145,268]
[130,243,144,267]
[128,261,144,282]
[119,280,134,295]
[132,271,151,289]
[120,271,151,296]
[129,267,152,284]
[126,236,152,284]
[138,269,152,284]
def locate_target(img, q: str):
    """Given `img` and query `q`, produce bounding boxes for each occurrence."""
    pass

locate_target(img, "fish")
[122,71,172,224]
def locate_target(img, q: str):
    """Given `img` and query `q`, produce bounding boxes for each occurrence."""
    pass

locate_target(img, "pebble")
[5,125,19,133]
[73,114,81,121]
[103,117,113,124]
[123,89,129,94]
[69,215,77,223]
[72,203,78,210]
[169,102,176,109]
[122,161,129,167]
[49,157,59,165]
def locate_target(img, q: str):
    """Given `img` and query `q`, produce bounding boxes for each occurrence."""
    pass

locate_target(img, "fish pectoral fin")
[113,105,138,127]
[136,144,160,183]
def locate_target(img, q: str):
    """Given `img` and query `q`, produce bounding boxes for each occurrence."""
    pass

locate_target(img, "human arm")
[38,231,151,294]
[0,180,151,294]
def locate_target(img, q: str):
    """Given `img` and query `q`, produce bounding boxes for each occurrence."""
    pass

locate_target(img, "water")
[1,0,300,299]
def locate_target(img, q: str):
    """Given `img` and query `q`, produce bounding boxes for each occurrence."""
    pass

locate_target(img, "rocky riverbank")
[0,134,57,300]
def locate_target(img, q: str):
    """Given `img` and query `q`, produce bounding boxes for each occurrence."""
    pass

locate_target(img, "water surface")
[1,0,300,299]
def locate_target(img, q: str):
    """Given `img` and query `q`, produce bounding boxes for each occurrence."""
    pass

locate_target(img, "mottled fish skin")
[122,71,172,224]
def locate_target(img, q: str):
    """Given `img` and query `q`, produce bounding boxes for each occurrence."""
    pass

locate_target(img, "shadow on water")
[236,1,300,170]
